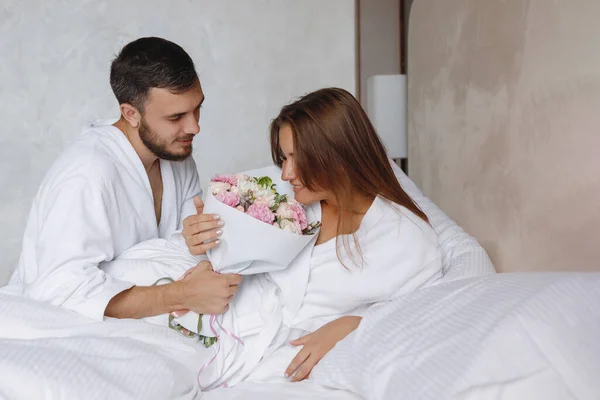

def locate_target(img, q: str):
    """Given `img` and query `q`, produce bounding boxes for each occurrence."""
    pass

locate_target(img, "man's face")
[139,81,204,161]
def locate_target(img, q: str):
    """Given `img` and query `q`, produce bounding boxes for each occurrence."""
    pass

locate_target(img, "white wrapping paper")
[203,165,320,275]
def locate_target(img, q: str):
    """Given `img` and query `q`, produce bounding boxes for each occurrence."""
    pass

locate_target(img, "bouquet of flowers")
[156,166,321,348]
[210,174,320,236]
[202,165,321,275]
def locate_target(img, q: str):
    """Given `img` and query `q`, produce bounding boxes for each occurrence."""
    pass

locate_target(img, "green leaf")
[271,194,288,210]
[256,176,273,188]
[197,314,203,334]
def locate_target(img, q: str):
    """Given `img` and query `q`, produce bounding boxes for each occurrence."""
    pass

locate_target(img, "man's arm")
[105,284,186,319]
[105,261,241,318]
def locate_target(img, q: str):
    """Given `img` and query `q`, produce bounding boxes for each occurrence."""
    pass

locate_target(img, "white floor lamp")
[366,74,408,173]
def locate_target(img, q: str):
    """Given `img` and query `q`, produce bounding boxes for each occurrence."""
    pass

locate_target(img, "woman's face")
[279,124,329,205]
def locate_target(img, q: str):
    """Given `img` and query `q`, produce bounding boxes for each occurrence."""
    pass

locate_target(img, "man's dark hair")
[110,37,198,112]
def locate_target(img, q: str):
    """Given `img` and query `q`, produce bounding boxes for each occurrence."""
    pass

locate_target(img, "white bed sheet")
[202,381,360,400]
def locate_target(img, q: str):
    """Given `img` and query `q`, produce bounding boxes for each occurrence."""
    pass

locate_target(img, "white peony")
[210,182,230,195]
[254,192,276,207]
[275,202,295,219]
[278,218,302,234]
[253,185,274,199]
[238,179,259,197]
[235,173,250,182]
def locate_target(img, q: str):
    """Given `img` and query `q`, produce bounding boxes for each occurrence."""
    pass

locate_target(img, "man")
[3,37,241,321]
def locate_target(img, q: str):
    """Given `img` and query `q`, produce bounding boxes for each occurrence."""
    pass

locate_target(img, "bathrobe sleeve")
[24,175,133,321]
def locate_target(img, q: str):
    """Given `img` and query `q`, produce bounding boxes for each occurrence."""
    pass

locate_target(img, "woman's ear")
[120,103,141,129]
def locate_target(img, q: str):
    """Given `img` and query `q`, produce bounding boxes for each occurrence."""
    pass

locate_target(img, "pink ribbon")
[195,313,244,389]
[188,269,244,389]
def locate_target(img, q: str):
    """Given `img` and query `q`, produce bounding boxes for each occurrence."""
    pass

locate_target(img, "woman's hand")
[285,316,362,382]
[182,196,224,255]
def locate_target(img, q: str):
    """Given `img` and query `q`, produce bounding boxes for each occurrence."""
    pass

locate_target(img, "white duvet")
[1,272,598,400]
[0,292,206,399]
[313,272,600,400]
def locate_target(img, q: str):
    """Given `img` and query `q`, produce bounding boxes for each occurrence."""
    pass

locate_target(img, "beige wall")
[408,0,600,272]
[358,0,400,104]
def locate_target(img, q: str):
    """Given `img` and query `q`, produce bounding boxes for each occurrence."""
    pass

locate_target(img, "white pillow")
[312,272,600,400]
[389,159,496,281]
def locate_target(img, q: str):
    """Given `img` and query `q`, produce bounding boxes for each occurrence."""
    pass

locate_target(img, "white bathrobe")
[101,194,443,388]
[2,120,201,321]
[246,196,443,383]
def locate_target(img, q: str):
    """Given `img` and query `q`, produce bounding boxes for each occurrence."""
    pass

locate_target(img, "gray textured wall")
[0,0,356,283]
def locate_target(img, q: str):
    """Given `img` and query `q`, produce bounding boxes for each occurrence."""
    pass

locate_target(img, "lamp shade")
[366,74,407,159]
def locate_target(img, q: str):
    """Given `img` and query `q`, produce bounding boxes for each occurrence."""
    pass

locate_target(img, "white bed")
[1,125,598,400]
[3,0,600,398]
[0,166,496,400]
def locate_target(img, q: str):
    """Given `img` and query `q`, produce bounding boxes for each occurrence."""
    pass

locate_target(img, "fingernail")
[284,373,290,378]
[216,230,223,236]
[217,220,224,226]
[213,215,221,220]
[215,239,221,245]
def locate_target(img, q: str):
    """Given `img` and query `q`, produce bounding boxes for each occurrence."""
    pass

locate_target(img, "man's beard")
[139,118,194,161]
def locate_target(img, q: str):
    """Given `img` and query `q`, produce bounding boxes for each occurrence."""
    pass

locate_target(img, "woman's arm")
[285,316,362,382]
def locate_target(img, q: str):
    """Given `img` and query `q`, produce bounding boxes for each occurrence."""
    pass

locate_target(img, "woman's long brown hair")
[270,87,428,266]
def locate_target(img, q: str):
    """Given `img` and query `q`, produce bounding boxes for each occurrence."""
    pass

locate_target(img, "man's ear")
[120,103,141,129]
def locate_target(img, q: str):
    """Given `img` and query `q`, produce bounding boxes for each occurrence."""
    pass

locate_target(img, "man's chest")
[147,163,163,225]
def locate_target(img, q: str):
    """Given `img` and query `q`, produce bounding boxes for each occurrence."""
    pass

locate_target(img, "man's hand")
[178,260,242,315]
[285,316,362,382]
[182,196,224,255]
[105,260,242,319]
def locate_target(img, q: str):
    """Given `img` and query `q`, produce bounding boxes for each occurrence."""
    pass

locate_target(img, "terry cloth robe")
[245,196,443,383]
[2,120,201,321]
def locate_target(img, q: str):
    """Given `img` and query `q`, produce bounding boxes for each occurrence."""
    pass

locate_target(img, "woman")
[183,87,442,383]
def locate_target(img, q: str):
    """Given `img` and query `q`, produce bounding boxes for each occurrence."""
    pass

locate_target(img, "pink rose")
[212,174,238,186]
[247,203,275,225]
[290,202,309,231]
[216,190,240,208]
